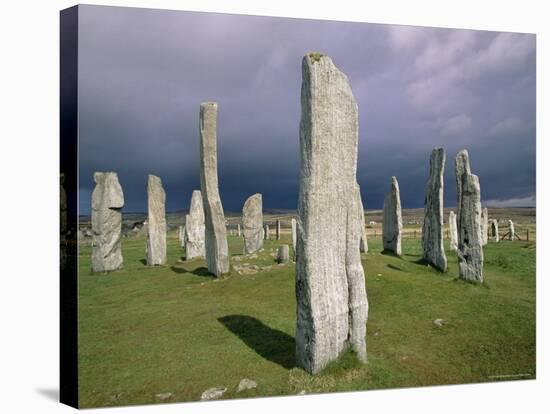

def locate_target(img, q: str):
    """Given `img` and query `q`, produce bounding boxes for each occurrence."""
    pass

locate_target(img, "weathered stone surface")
[358,186,368,253]
[185,190,206,259]
[276,219,281,240]
[237,223,241,237]
[481,207,489,246]
[449,211,458,251]
[457,172,484,282]
[296,53,368,374]
[491,219,500,242]
[421,148,447,271]
[264,223,270,240]
[242,193,263,254]
[277,245,290,263]
[291,218,297,260]
[146,175,167,266]
[455,149,471,236]
[91,172,124,272]
[178,225,185,247]
[200,387,226,401]
[508,220,515,240]
[199,102,230,276]
[382,176,402,255]
[237,378,257,392]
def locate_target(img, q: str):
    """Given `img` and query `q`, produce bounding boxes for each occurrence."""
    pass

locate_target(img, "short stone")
[200,387,227,401]
[237,378,257,392]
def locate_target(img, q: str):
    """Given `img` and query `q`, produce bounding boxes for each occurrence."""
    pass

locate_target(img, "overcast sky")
[77,5,535,214]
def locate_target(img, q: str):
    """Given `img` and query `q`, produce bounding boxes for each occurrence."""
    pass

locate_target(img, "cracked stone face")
[382,176,402,256]
[296,53,368,374]
[91,172,124,272]
[146,174,167,266]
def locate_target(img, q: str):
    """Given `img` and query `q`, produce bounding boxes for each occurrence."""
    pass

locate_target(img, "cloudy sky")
[77,5,536,214]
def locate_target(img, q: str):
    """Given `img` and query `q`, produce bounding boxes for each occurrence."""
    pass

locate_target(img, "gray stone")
[200,387,227,401]
[291,218,297,259]
[433,318,444,327]
[146,175,167,266]
[199,102,230,276]
[449,211,458,251]
[91,172,124,272]
[185,190,206,259]
[242,193,263,254]
[382,176,402,255]
[508,220,515,240]
[457,172,484,282]
[237,378,257,392]
[296,53,368,374]
[178,225,185,247]
[237,223,241,237]
[358,186,368,253]
[491,219,500,242]
[155,392,172,401]
[277,245,290,263]
[276,219,281,240]
[421,148,447,271]
[455,149,471,236]
[481,207,489,246]
[264,223,270,240]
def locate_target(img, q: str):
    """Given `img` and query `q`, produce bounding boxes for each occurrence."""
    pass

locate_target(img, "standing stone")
[457,172,484,282]
[237,223,241,237]
[449,211,458,251]
[422,148,447,271]
[291,218,297,260]
[491,219,500,242]
[481,207,489,246]
[178,225,184,246]
[91,172,124,272]
[455,149,471,236]
[276,219,281,240]
[199,102,230,276]
[382,176,402,255]
[185,190,206,259]
[358,187,368,253]
[242,193,263,254]
[296,53,368,374]
[264,224,270,240]
[146,175,167,266]
[277,245,290,263]
[508,220,515,240]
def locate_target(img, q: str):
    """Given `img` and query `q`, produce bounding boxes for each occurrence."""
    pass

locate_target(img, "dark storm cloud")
[77,5,536,214]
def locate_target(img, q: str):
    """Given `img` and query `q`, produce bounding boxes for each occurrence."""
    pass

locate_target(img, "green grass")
[77,233,536,407]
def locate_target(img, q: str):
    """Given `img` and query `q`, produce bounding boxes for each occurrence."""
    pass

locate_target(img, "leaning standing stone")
[296,53,368,374]
[481,207,489,246]
[277,245,290,264]
[421,148,447,271]
[382,176,402,255]
[242,193,263,254]
[185,190,206,259]
[199,102,230,276]
[491,219,500,242]
[91,172,124,272]
[146,175,167,266]
[457,172,484,282]
[449,211,458,251]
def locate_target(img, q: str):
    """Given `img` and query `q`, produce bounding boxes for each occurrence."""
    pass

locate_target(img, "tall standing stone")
[276,219,281,240]
[146,175,167,266]
[242,193,263,254]
[296,53,368,374]
[455,149,471,236]
[291,218,297,260]
[481,207,489,246]
[449,211,458,251]
[185,190,206,259]
[358,187,368,253]
[91,172,124,272]
[382,176,402,255]
[491,219,500,242]
[457,172,483,282]
[422,148,447,271]
[508,220,515,240]
[264,224,270,240]
[277,245,290,264]
[237,224,241,237]
[199,102,230,276]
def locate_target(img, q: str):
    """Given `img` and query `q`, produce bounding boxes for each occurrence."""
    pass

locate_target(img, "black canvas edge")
[60,4,79,409]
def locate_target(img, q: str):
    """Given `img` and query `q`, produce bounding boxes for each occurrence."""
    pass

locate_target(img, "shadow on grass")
[381,249,402,258]
[139,259,147,265]
[387,263,405,272]
[218,315,295,369]
[170,266,215,278]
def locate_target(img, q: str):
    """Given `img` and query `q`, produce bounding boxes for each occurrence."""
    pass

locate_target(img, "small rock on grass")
[201,387,227,401]
[237,378,257,392]
[155,392,172,400]
[433,318,444,327]
[297,390,306,395]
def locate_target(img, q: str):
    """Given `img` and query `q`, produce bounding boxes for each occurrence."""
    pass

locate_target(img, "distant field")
[77,219,536,408]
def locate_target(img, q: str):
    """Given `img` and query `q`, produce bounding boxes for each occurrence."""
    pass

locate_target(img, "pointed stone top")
[148,174,161,182]
[307,52,326,63]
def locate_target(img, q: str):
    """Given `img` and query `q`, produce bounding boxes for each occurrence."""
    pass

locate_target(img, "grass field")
[77,229,536,408]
